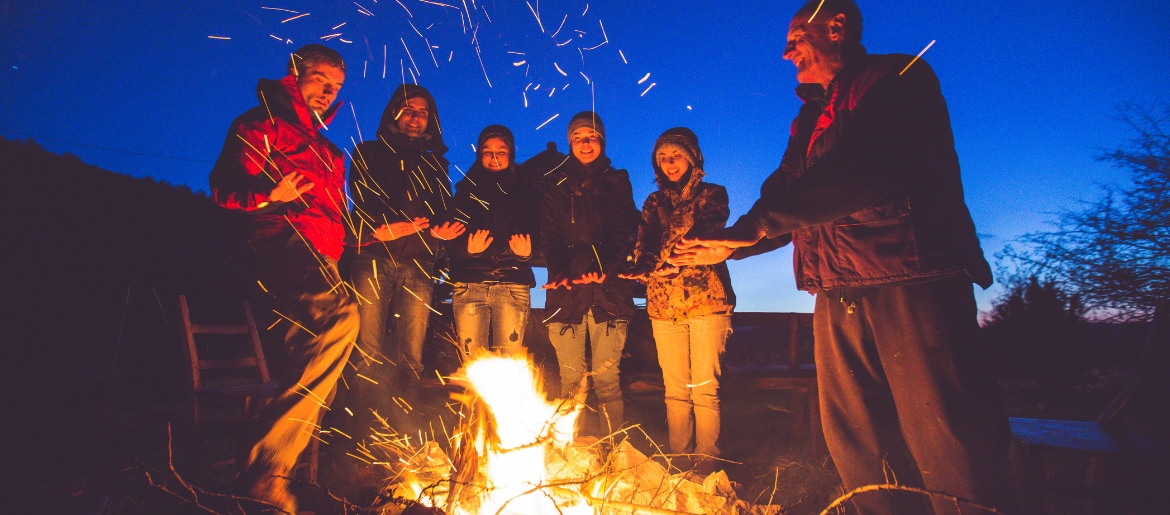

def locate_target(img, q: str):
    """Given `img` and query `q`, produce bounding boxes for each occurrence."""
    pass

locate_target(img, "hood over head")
[256,75,342,131]
[376,84,446,154]
[477,124,515,161]
[462,124,518,187]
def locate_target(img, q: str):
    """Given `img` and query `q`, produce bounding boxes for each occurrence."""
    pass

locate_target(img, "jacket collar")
[255,75,341,133]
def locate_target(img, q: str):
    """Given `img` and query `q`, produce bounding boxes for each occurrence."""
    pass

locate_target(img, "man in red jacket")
[673,2,1015,514]
[209,44,358,513]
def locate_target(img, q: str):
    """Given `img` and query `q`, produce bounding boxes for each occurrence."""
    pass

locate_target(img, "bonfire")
[378,353,781,515]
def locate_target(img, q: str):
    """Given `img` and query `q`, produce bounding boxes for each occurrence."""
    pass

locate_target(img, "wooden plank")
[199,357,259,370]
[1008,418,1125,454]
[189,323,251,335]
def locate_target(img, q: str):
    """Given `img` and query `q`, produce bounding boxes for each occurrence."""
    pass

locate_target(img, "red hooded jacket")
[210,75,348,260]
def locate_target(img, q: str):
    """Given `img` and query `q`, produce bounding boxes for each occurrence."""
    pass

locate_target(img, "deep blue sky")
[3,0,1168,312]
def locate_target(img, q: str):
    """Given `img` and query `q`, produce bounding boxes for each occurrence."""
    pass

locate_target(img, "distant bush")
[982,276,1091,379]
[999,103,1170,320]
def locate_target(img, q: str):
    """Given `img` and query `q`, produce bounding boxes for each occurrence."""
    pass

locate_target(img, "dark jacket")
[632,168,735,322]
[346,84,451,267]
[449,154,539,286]
[734,50,993,293]
[210,75,347,260]
[538,156,640,324]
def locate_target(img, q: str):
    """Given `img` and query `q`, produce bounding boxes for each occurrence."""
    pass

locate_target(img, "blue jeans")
[651,314,732,457]
[452,282,530,354]
[350,255,434,374]
[548,310,628,430]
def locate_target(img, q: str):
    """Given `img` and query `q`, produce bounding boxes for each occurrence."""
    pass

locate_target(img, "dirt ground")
[3,365,1158,514]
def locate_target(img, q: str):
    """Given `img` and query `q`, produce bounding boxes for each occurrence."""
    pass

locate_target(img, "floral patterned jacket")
[631,168,735,322]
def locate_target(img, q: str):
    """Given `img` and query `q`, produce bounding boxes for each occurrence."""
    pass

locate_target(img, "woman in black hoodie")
[448,125,538,354]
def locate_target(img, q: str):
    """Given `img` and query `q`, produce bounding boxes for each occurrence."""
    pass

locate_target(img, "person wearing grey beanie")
[538,110,639,433]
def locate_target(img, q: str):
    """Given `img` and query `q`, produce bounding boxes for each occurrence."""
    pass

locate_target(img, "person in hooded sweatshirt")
[448,125,539,354]
[619,128,734,473]
[539,111,640,433]
[346,84,465,388]
[208,44,358,513]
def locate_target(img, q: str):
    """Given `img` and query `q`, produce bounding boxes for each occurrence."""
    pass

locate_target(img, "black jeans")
[815,275,1016,515]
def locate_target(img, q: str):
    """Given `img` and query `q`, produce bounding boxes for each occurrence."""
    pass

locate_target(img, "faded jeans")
[548,310,628,431]
[351,254,434,374]
[651,314,732,457]
[452,282,530,354]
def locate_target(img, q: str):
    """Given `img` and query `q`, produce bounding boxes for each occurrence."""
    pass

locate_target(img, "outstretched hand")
[542,276,572,290]
[373,217,429,242]
[617,271,649,283]
[668,224,765,267]
[430,221,467,241]
[268,172,314,203]
[467,229,493,254]
[508,234,532,258]
[571,272,606,285]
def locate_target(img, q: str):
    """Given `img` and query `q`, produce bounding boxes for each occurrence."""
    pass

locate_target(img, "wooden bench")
[1010,300,1170,513]
[723,312,820,447]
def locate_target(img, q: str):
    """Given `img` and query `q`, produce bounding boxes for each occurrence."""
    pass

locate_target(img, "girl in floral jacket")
[620,127,735,466]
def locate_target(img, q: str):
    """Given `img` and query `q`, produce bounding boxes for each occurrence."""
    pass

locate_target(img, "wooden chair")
[1010,300,1170,513]
[724,312,821,447]
[180,295,325,482]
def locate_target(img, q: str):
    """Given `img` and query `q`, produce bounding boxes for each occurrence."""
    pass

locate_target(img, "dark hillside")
[0,137,254,384]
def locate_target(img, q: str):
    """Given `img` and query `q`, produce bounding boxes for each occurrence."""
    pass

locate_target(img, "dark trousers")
[815,275,1015,515]
[236,233,358,496]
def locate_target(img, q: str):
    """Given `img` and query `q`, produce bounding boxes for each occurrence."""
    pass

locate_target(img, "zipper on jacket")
[571,195,575,224]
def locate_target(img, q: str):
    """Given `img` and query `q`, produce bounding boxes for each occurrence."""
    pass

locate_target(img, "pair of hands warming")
[618,223,769,282]
[466,229,532,257]
[542,271,606,290]
[372,218,467,242]
[270,173,470,242]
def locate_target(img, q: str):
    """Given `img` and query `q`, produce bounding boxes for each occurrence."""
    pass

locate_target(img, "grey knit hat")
[566,111,606,143]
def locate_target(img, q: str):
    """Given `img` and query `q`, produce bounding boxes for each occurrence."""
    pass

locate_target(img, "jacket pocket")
[832,195,910,226]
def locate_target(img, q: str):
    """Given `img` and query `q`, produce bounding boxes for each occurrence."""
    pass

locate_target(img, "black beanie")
[478,124,514,153]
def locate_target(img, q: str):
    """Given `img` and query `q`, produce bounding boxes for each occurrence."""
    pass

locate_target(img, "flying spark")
[900,40,936,75]
[807,0,826,22]
[281,12,310,23]
[535,113,559,130]
[640,82,657,96]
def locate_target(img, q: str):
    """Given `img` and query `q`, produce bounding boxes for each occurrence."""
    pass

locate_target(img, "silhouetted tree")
[999,103,1170,320]
[982,275,1090,379]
